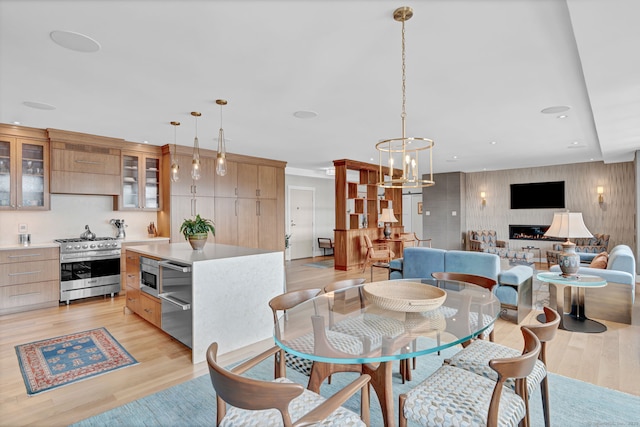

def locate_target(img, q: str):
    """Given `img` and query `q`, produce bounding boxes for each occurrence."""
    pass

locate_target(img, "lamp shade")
[544,212,592,239]
[378,208,398,223]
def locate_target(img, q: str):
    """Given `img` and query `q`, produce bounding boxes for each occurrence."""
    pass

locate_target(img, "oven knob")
[97,243,104,248]
[66,245,73,250]
[82,244,89,249]
[90,244,96,249]
[74,245,81,249]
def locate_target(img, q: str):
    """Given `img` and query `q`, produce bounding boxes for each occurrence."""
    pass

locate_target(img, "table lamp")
[378,208,398,239]
[544,211,592,277]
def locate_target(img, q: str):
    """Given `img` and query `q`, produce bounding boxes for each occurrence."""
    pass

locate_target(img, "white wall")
[284,172,334,256]
[0,194,157,246]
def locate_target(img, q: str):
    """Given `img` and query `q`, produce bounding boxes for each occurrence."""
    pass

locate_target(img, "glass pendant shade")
[191,138,201,180]
[190,112,201,181]
[170,160,180,183]
[216,128,227,176]
[170,121,180,183]
[215,99,228,177]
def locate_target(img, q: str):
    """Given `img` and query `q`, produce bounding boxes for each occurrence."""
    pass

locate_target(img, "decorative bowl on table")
[363,280,447,312]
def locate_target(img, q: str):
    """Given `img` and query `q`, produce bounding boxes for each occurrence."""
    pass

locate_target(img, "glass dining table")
[273,278,501,427]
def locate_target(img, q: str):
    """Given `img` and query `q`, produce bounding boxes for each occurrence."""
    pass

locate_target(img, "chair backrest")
[269,288,322,324]
[525,306,560,364]
[486,327,541,427]
[207,342,304,426]
[324,278,367,312]
[324,278,366,294]
[431,272,497,292]
[363,234,374,250]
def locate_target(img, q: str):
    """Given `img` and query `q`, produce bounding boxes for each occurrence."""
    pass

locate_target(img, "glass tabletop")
[537,271,607,287]
[274,278,501,364]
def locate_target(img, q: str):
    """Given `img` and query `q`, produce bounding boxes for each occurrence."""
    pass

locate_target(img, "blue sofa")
[390,247,533,323]
[550,244,635,324]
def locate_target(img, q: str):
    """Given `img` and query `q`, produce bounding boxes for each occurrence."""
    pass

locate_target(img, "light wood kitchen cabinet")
[170,195,215,244]
[213,159,238,197]
[139,292,161,328]
[117,151,162,211]
[0,246,59,315]
[49,141,121,195]
[0,125,50,210]
[170,153,216,198]
[124,250,141,314]
[159,144,286,250]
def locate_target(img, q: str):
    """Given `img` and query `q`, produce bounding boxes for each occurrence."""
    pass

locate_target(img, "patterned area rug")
[15,327,138,395]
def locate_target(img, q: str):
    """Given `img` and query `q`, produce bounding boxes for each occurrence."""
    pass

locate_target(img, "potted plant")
[179,214,215,250]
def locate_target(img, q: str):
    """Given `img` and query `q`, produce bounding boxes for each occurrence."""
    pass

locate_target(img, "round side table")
[536,272,607,333]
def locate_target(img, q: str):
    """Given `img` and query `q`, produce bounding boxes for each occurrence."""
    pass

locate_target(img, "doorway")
[287,186,315,260]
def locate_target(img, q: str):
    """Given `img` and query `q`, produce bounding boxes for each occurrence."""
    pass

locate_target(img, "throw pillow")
[590,252,608,269]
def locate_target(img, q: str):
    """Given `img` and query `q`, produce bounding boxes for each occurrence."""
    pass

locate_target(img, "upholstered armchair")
[469,230,507,252]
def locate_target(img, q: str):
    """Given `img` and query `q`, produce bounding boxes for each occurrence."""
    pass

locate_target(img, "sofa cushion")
[402,247,446,279]
[445,250,500,281]
[589,252,608,269]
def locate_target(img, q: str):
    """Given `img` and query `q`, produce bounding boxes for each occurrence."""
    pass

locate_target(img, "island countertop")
[125,242,279,265]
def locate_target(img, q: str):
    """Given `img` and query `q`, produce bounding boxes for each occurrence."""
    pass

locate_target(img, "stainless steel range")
[55,236,121,304]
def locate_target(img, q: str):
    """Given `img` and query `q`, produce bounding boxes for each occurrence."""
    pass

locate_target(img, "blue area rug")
[303,259,335,269]
[72,345,639,427]
[16,327,138,395]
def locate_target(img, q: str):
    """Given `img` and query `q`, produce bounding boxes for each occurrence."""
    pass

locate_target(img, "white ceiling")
[1,0,639,177]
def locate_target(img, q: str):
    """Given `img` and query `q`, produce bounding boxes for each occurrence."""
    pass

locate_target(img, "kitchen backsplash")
[0,194,158,246]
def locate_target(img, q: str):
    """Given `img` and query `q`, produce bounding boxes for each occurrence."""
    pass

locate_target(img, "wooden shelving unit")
[333,159,403,271]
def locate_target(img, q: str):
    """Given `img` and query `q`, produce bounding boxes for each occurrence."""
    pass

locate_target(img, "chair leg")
[399,394,408,427]
[541,375,550,427]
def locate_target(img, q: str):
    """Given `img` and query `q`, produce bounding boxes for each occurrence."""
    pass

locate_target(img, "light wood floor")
[1,257,638,426]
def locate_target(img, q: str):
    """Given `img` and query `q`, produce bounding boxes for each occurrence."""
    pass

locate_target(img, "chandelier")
[376,6,434,189]
[215,99,228,176]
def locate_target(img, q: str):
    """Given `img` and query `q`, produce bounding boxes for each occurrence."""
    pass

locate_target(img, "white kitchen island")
[126,242,284,364]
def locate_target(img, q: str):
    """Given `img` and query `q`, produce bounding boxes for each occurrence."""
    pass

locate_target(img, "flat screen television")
[510,181,565,209]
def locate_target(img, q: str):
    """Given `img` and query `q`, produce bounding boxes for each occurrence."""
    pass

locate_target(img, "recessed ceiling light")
[293,110,318,119]
[572,141,579,145]
[50,30,101,53]
[541,105,571,114]
[13,121,21,125]
[23,101,56,110]
[143,141,148,144]
[557,115,568,119]
[490,141,497,145]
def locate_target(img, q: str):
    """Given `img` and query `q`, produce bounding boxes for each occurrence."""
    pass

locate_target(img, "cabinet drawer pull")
[144,308,153,314]
[8,253,42,258]
[9,270,41,276]
[11,291,41,298]
[75,160,104,165]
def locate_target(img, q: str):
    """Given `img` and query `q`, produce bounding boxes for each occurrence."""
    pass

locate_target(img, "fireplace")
[509,225,563,241]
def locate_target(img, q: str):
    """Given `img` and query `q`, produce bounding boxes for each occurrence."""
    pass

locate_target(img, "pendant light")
[376,6,435,189]
[169,121,180,183]
[191,111,201,180]
[215,99,228,176]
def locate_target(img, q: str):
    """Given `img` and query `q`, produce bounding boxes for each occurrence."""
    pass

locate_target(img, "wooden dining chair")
[431,272,498,342]
[207,342,371,427]
[323,278,404,351]
[444,306,560,427]
[269,288,322,378]
[361,235,394,273]
[399,327,541,427]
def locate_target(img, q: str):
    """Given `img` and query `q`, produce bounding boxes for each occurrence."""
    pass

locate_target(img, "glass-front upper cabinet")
[0,135,49,211]
[117,151,161,211]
